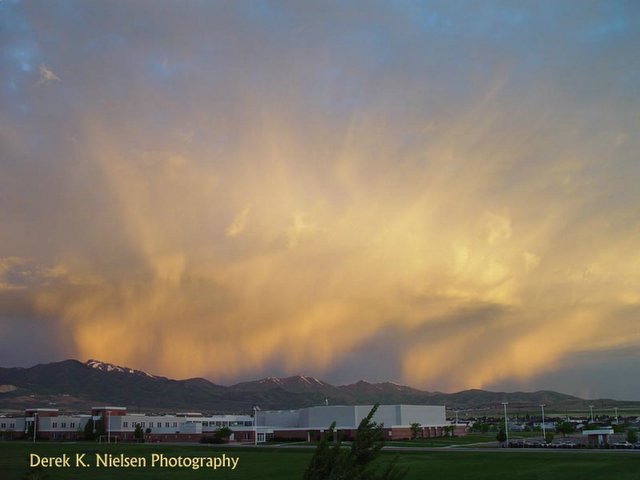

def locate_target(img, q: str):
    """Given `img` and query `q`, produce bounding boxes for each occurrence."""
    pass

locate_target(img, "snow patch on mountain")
[85,360,155,378]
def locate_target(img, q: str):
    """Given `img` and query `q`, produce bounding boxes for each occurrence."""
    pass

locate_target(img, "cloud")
[34,64,60,87]
[226,205,252,238]
[1,1,639,398]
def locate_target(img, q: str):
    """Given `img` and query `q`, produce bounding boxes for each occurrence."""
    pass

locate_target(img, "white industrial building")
[256,404,454,441]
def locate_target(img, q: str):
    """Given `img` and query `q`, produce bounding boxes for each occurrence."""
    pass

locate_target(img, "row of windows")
[201,421,252,427]
[51,422,76,429]
[1,423,16,429]
[122,421,178,429]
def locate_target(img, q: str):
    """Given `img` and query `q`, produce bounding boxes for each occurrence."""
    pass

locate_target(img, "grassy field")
[1,442,638,480]
[384,434,498,447]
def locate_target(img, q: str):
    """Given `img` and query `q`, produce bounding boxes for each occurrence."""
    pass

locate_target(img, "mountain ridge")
[0,359,635,414]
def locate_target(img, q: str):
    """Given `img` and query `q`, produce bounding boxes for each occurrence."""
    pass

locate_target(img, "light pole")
[253,406,258,446]
[502,402,509,446]
[614,407,619,425]
[107,411,111,444]
[33,412,37,443]
[540,404,546,442]
[589,405,594,424]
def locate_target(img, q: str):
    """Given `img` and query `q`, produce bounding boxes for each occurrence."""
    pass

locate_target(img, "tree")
[443,425,455,437]
[471,422,490,433]
[626,430,638,444]
[83,420,94,441]
[133,424,144,442]
[214,426,233,442]
[496,428,507,444]
[613,421,628,434]
[303,404,407,480]
[556,421,575,438]
[410,423,421,440]
[303,422,353,480]
[83,418,104,441]
[544,432,554,444]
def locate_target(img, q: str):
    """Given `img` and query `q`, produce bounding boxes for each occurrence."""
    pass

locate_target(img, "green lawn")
[388,434,498,447]
[1,442,638,480]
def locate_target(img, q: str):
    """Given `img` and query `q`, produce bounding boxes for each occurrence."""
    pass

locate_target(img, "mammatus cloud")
[1,1,639,398]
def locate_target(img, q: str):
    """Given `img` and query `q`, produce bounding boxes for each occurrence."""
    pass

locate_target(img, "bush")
[200,435,225,444]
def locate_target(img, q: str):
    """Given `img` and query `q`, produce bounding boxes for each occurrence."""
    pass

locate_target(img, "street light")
[614,407,619,425]
[253,406,259,446]
[502,402,509,446]
[589,405,594,424]
[540,404,546,442]
[33,412,37,443]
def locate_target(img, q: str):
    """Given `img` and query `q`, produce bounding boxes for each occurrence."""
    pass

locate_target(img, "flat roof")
[582,429,614,435]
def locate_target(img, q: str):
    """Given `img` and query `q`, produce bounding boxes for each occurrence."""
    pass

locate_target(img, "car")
[612,441,632,449]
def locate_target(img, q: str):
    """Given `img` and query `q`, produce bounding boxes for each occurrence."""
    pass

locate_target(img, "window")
[123,422,128,428]
[61,423,66,428]
[52,422,58,428]
[165,422,170,428]
[10,423,14,428]
[1,423,5,429]
[141,422,145,427]
[157,422,161,428]
[70,422,75,428]
[173,422,177,428]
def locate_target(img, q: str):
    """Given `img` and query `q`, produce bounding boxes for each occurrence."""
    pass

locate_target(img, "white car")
[612,441,632,449]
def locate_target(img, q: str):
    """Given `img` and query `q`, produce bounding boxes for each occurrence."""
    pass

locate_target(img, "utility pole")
[589,405,594,424]
[540,404,546,441]
[502,402,509,446]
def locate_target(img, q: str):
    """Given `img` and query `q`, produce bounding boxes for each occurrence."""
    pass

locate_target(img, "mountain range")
[0,359,634,415]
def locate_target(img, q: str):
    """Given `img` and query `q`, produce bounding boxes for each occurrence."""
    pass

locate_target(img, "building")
[582,428,614,447]
[256,404,456,441]
[0,414,25,440]
[2,407,255,442]
[1,403,458,443]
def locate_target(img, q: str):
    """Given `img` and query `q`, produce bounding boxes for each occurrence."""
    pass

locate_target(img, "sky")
[1,1,639,400]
